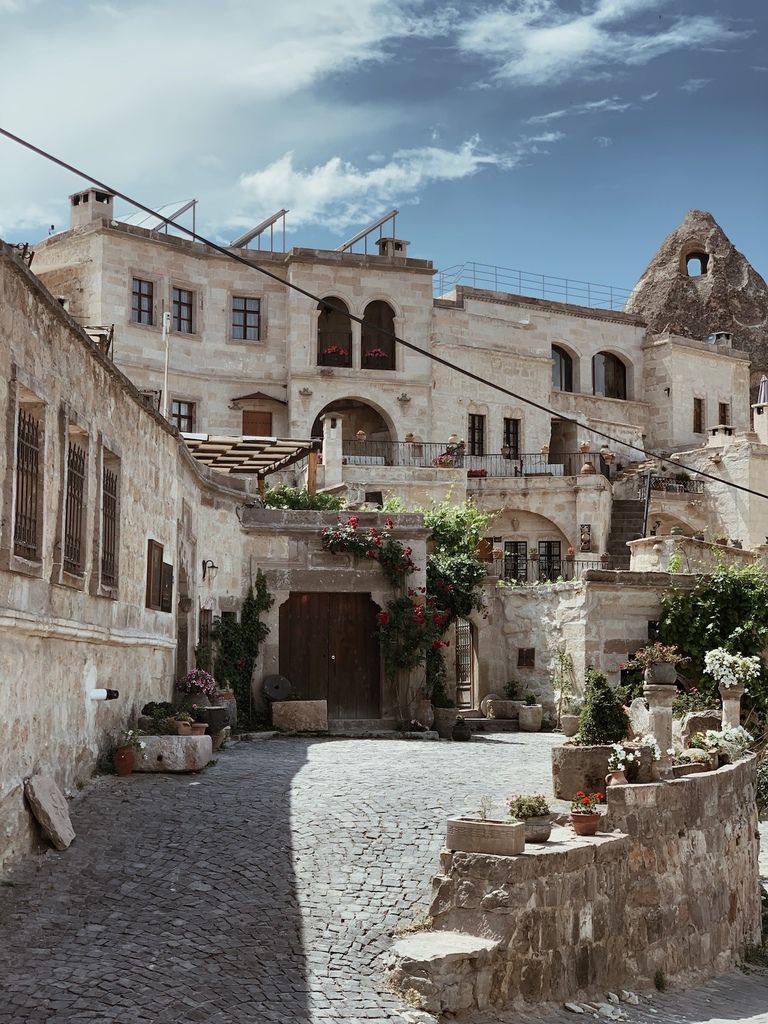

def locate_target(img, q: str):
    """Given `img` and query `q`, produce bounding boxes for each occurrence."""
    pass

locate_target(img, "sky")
[0,0,766,292]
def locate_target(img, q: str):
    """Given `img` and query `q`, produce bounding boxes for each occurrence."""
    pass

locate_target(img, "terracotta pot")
[214,690,238,729]
[560,713,580,738]
[605,769,628,787]
[175,691,211,713]
[580,462,596,475]
[570,812,601,837]
[452,718,472,742]
[522,816,553,843]
[579,443,591,453]
[518,704,543,732]
[168,719,192,736]
[672,763,706,778]
[114,746,135,777]
[190,723,208,736]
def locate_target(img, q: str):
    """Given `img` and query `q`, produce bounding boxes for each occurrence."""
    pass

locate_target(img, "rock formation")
[625,210,768,380]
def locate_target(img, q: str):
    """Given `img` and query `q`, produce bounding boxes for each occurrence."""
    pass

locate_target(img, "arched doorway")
[311,398,393,442]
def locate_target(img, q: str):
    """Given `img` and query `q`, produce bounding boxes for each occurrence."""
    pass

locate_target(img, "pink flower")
[385,517,395,529]
[347,515,359,529]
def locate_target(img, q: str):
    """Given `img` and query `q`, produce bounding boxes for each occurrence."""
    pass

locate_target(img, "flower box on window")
[319,345,351,367]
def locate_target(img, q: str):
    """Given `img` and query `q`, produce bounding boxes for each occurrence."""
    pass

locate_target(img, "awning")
[182,433,319,476]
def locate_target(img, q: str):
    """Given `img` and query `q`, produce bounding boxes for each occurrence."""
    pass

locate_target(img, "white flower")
[704,648,761,688]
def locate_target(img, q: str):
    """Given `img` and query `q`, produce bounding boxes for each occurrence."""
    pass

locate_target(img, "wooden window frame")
[146,539,164,610]
[231,296,261,341]
[172,286,195,334]
[467,413,485,456]
[171,400,196,433]
[718,401,730,426]
[131,277,154,326]
[517,647,536,668]
[504,540,528,582]
[693,397,704,434]
[503,417,521,459]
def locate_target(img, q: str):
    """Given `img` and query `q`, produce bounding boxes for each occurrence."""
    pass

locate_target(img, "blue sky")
[0,0,765,290]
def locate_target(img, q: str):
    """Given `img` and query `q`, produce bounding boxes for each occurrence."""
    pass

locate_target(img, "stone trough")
[134,735,212,772]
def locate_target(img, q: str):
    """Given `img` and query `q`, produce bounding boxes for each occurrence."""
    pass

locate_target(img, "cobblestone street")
[0,734,766,1024]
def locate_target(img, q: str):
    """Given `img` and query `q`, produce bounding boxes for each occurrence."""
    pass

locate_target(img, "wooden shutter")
[146,540,164,610]
[160,562,174,613]
[242,410,273,436]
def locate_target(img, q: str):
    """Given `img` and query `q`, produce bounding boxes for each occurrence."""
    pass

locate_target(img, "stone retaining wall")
[392,756,760,1014]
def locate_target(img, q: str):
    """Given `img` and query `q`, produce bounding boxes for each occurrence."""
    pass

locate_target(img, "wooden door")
[279,592,381,719]
[242,410,273,436]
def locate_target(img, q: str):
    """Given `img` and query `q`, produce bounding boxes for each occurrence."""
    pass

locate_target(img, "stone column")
[643,682,677,774]
[719,683,745,729]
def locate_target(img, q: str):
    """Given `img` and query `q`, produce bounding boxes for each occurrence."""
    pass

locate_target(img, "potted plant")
[507,794,553,843]
[626,642,687,686]
[404,432,415,443]
[170,711,194,736]
[570,790,604,836]
[451,714,472,742]
[175,668,217,710]
[672,747,712,778]
[704,648,761,704]
[190,721,208,736]
[446,797,524,856]
[566,546,575,561]
[113,729,145,776]
[579,441,591,454]
[518,693,543,732]
[560,699,581,738]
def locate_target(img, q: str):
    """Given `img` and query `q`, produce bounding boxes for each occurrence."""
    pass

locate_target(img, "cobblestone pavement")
[0,733,766,1024]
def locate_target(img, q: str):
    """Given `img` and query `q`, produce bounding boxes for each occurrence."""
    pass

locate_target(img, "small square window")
[517,648,535,668]
[171,400,195,433]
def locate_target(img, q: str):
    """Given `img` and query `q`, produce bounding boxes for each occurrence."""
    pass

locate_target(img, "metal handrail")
[434,261,632,312]
[340,442,608,478]
[485,556,620,583]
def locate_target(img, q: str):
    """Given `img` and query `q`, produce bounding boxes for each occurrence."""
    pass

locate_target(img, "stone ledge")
[134,735,212,772]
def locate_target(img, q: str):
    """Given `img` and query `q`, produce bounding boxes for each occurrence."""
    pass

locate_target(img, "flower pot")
[452,718,472,742]
[605,769,628,787]
[518,704,543,732]
[560,713,580,738]
[190,723,207,736]
[672,763,706,778]
[214,690,238,729]
[579,443,591,454]
[168,719,192,736]
[446,817,525,856]
[644,662,677,685]
[202,706,230,735]
[580,462,596,475]
[570,812,601,837]
[522,816,553,843]
[433,707,459,739]
[175,691,211,713]
[114,746,135,777]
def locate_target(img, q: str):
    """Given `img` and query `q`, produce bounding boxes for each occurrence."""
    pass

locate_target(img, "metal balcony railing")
[646,476,705,495]
[434,262,632,312]
[485,556,621,584]
[340,442,609,478]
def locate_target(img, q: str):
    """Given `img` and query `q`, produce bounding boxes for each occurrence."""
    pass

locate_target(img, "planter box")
[434,707,459,739]
[518,704,543,732]
[672,763,708,779]
[134,735,212,773]
[560,713,580,738]
[446,817,525,856]
[551,743,612,800]
[272,699,328,733]
[486,699,524,720]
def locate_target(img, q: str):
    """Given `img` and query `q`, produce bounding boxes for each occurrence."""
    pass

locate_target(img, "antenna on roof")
[230,209,288,251]
[336,210,398,254]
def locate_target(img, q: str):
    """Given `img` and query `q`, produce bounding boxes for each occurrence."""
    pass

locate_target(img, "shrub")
[264,485,345,511]
[577,669,628,745]
[508,794,550,820]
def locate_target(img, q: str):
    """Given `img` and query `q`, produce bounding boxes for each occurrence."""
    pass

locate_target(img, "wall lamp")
[202,559,219,581]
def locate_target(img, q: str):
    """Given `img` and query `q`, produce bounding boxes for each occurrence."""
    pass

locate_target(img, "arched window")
[552,345,573,392]
[317,297,352,367]
[361,300,396,371]
[593,352,627,400]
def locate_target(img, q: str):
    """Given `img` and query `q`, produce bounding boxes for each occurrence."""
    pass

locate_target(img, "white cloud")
[236,135,561,230]
[459,0,745,87]
[527,96,631,123]
[641,91,660,101]
[680,77,711,93]
[593,136,613,147]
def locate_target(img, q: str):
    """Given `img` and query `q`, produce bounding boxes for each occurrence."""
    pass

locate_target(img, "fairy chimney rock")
[625,210,768,377]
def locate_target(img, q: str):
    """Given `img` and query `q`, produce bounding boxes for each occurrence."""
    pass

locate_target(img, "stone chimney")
[376,236,410,258]
[69,189,114,230]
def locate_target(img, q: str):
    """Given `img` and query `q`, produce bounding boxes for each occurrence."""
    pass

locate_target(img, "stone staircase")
[606,498,645,568]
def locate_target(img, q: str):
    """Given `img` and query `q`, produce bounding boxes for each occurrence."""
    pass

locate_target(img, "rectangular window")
[467,413,485,456]
[172,287,194,334]
[503,417,521,459]
[171,400,196,433]
[199,607,213,647]
[517,648,535,668]
[101,459,119,588]
[232,296,261,341]
[538,540,562,582]
[146,539,164,610]
[718,402,730,426]
[504,541,528,582]
[13,407,42,560]
[693,397,704,434]
[140,390,161,412]
[242,410,273,435]
[131,278,154,325]
[63,437,87,575]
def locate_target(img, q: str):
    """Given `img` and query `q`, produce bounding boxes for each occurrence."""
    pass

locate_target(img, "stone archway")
[311,398,394,442]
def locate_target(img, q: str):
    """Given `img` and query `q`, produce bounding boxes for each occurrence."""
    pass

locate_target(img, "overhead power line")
[1,124,767,504]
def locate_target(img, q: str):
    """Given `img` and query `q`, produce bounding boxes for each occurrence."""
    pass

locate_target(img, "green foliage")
[426,553,486,620]
[420,498,495,556]
[667,551,683,573]
[673,687,716,718]
[507,793,551,819]
[377,597,446,678]
[504,679,520,699]
[264,485,345,511]
[194,642,213,673]
[757,752,768,820]
[577,669,628,745]
[211,572,274,726]
[658,562,768,708]
[654,969,667,992]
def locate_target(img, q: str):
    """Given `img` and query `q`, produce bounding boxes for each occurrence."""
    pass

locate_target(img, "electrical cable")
[2,124,767,503]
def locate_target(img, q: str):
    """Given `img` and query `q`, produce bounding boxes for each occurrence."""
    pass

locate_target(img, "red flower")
[596,793,604,800]
[347,515,359,529]
[581,797,591,806]
[385,517,394,529]
[576,791,585,798]
[432,639,444,649]
[366,549,376,558]
[377,611,389,626]
[405,546,413,556]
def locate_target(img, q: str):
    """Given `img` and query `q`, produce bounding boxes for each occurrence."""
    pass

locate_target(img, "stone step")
[328,718,397,735]
[466,718,519,733]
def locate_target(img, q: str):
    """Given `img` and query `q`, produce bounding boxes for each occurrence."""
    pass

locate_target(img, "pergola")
[181,433,321,492]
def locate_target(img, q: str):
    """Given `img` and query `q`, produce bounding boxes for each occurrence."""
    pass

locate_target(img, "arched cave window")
[317,297,352,367]
[361,300,396,371]
[552,345,573,392]
[685,252,709,277]
[593,352,627,400]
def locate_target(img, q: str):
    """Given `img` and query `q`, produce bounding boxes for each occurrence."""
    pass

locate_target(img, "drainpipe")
[161,311,171,420]
[641,471,653,537]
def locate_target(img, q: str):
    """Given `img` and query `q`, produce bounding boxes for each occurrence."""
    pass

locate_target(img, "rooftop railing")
[434,262,632,312]
[340,441,609,478]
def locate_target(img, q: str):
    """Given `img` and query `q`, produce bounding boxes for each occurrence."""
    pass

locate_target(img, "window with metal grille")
[467,413,485,456]
[693,397,704,434]
[504,541,528,581]
[232,296,261,341]
[503,417,521,458]
[101,462,119,587]
[172,287,194,333]
[64,439,87,575]
[718,402,730,426]
[131,278,154,325]
[13,407,41,560]
[538,540,562,582]
[517,648,535,668]
[171,400,195,433]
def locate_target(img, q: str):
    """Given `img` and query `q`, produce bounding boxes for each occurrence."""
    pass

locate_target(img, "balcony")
[484,556,621,584]
[340,441,610,478]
